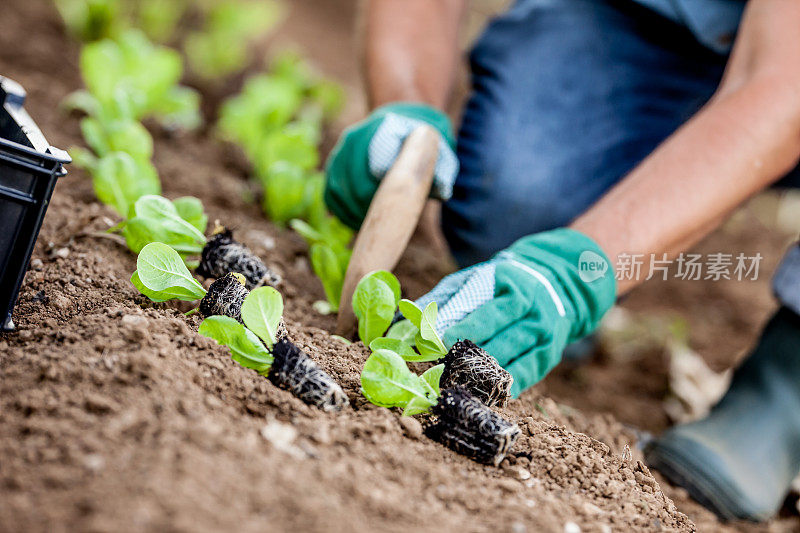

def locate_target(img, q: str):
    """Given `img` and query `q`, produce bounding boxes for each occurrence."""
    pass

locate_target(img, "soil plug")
[440,340,512,408]
[199,287,348,412]
[360,347,520,465]
[197,225,281,289]
[425,387,520,466]
[131,244,287,332]
[391,298,514,406]
[269,338,349,411]
[199,272,250,321]
[350,272,514,406]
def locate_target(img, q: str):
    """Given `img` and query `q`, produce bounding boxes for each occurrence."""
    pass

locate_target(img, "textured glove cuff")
[367,103,459,200]
[503,228,617,341]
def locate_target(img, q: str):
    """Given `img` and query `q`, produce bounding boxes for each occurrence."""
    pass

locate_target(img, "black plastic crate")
[0,77,71,331]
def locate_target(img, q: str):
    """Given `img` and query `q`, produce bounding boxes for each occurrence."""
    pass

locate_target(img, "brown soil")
[1,1,797,532]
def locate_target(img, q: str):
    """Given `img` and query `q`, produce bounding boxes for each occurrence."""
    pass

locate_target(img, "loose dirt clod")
[196,228,281,289]
[441,340,513,407]
[268,339,349,412]
[425,387,520,466]
[199,273,250,321]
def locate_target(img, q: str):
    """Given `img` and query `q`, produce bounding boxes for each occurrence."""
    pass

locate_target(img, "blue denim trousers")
[442,0,799,311]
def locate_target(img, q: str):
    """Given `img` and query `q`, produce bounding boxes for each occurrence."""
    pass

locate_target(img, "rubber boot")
[645,307,800,521]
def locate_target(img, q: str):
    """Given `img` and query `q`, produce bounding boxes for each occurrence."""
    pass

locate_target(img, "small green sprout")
[130,242,207,302]
[352,271,401,345]
[200,288,349,412]
[360,347,443,417]
[120,195,207,259]
[398,300,448,362]
[359,343,519,465]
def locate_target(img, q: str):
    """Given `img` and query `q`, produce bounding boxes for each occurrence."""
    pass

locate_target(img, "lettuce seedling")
[360,347,442,415]
[309,243,349,314]
[79,116,153,162]
[54,0,187,44]
[77,30,201,129]
[131,243,240,320]
[384,319,418,345]
[270,51,346,123]
[117,195,278,288]
[255,127,319,179]
[135,0,188,43]
[131,242,207,303]
[73,151,161,218]
[290,214,352,314]
[199,315,273,373]
[200,287,349,411]
[261,161,309,225]
[120,195,207,257]
[397,300,448,362]
[352,271,401,345]
[391,302,513,407]
[218,75,304,158]
[54,0,122,42]
[185,0,284,80]
[217,55,344,226]
[360,347,519,465]
[132,242,278,324]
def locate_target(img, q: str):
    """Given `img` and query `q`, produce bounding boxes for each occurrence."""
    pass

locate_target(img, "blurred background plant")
[55,0,352,313]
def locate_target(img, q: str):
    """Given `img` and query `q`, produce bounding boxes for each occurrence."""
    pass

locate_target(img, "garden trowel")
[336,125,440,336]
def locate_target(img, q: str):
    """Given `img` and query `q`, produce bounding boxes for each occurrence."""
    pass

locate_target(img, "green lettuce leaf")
[352,271,401,346]
[360,349,430,409]
[199,315,273,374]
[240,286,284,348]
[132,242,206,301]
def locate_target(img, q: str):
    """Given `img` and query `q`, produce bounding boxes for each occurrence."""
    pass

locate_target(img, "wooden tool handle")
[335,125,440,336]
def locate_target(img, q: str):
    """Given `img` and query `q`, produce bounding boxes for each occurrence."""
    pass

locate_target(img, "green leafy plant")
[353,275,513,407]
[384,319,418,345]
[360,342,520,465]
[134,0,188,43]
[200,287,350,411]
[361,347,443,416]
[217,51,348,311]
[352,271,401,345]
[199,315,274,373]
[290,217,352,314]
[131,242,207,302]
[397,300,448,362]
[120,195,208,259]
[131,242,277,326]
[185,0,285,80]
[218,75,304,157]
[199,286,284,376]
[73,151,161,218]
[217,53,344,222]
[54,0,190,44]
[309,243,349,314]
[66,29,201,219]
[54,0,123,42]
[70,30,200,129]
[78,115,153,161]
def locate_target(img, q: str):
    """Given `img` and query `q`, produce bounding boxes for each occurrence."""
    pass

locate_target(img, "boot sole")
[645,434,772,522]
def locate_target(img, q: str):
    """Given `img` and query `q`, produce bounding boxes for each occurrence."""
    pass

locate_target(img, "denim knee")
[441,0,725,267]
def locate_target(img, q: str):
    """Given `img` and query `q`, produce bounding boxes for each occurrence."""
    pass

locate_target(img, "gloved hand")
[416,228,617,396]
[324,102,459,229]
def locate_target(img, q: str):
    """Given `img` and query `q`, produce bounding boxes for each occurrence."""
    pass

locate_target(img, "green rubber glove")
[415,228,617,396]
[324,102,458,230]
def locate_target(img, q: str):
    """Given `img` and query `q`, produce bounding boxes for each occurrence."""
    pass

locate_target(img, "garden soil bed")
[1,1,798,532]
